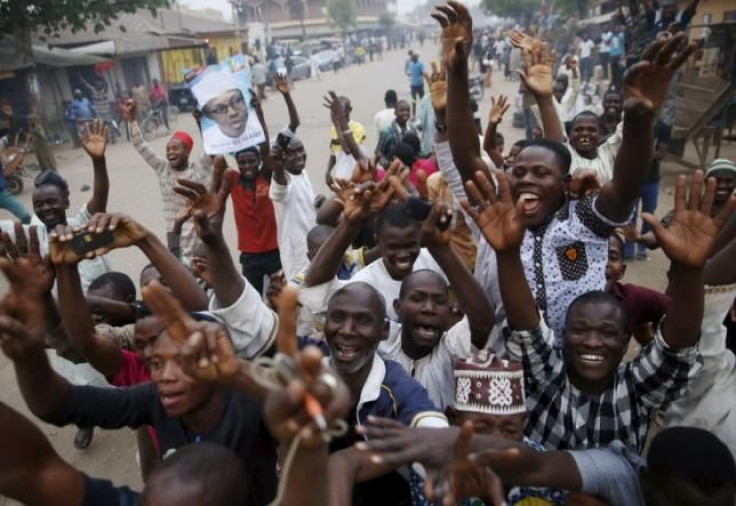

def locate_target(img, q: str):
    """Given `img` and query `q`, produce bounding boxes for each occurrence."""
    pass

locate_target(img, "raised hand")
[421,200,454,249]
[488,94,510,124]
[517,42,557,98]
[336,181,375,225]
[423,61,448,112]
[510,30,537,53]
[323,91,346,127]
[143,280,240,383]
[79,119,109,161]
[273,73,291,95]
[568,168,601,199]
[461,171,526,253]
[0,224,54,299]
[122,99,137,123]
[174,155,231,245]
[642,171,736,268]
[431,1,473,66]
[49,214,148,264]
[623,33,695,114]
[264,287,351,447]
[350,158,377,185]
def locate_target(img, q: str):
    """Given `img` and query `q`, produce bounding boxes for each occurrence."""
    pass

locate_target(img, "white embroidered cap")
[192,68,240,108]
[453,350,526,416]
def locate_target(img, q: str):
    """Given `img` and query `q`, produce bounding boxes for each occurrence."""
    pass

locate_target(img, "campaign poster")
[186,54,266,155]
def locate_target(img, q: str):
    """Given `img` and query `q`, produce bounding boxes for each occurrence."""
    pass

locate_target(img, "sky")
[180,0,476,20]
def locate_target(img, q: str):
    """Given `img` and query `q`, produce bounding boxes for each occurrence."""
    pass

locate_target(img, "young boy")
[304,200,446,322]
[606,232,669,340]
[465,169,733,451]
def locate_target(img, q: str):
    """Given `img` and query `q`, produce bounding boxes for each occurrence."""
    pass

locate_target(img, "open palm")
[624,33,694,113]
[643,172,736,268]
[424,61,448,112]
[432,1,473,65]
[461,172,526,252]
[80,119,108,160]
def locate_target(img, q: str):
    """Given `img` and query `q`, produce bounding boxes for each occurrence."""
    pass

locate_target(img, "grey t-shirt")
[568,440,645,506]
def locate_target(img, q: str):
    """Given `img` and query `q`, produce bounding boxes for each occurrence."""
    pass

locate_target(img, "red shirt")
[229,171,278,254]
[609,281,669,334]
[111,349,151,387]
[111,350,159,456]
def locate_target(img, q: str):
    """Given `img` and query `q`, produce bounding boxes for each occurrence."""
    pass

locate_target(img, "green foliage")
[327,0,357,34]
[0,0,170,35]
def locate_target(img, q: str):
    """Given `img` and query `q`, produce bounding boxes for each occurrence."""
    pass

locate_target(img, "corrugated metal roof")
[38,7,236,48]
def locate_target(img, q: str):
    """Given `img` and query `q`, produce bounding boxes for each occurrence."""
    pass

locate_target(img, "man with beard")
[123,100,211,264]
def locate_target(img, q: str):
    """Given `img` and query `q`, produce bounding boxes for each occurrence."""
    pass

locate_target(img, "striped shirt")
[505,320,701,452]
[128,120,211,262]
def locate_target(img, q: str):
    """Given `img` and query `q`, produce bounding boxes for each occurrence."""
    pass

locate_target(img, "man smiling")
[463,168,735,452]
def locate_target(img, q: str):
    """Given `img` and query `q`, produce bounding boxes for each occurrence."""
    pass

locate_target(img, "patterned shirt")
[129,120,211,263]
[474,195,625,344]
[505,321,701,452]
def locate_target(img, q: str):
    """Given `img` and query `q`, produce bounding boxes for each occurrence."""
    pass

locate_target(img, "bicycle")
[140,104,179,142]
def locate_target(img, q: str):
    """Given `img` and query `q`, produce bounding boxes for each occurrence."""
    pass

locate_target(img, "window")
[723,11,736,22]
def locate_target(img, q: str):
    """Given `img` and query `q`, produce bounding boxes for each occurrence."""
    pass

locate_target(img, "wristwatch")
[435,122,448,133]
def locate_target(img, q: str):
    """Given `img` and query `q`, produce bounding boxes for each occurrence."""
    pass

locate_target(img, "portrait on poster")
[187,55,266,155]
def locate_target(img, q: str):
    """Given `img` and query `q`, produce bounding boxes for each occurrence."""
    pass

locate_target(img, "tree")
[327,0,357,36]
[1,0,170,62]
[0,0,169,166]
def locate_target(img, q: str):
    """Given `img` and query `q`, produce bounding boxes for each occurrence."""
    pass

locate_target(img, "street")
[0,40,679,500]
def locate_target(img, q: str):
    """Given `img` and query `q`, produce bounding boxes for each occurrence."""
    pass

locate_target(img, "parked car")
[289,56,311,80]
[317,49,338,71]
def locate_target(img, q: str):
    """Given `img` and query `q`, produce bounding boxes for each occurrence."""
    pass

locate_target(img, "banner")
[185,54,265,155]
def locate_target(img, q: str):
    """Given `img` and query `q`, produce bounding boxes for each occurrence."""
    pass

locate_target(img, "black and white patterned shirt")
[505,321,701,452]
[435,142,629,346]
[474,195,622,345]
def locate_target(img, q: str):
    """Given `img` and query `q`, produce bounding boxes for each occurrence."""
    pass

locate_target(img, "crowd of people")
[0,1,736,505]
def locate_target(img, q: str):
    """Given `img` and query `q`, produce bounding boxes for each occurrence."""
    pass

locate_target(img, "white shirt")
[661,284,736,461]
[351,248,446,321]
[378,317,476,409]
[374,108,395,136]
[567,120,624,184]
[332,146,367,181]
[208,276,278,359]
[299,248,447,323]
[600,32,612,53]
[269,172,316,281]
[580,39,595,58]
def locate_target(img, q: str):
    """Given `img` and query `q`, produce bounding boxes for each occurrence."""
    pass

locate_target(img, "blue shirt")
[407,60,425,87]
[609,33,624,57]
[71,98,94,121]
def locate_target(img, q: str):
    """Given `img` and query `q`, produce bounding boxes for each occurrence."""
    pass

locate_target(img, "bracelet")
[435,122,448,133]
[341,128,352,136]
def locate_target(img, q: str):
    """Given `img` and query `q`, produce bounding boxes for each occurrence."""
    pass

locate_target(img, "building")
[44,7,242,91]
[236,0,398,40]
